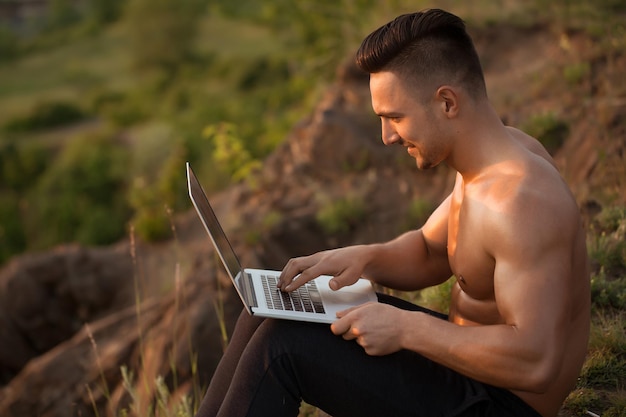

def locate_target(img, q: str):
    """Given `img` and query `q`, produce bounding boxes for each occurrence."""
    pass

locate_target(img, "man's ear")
[435,86,459,118]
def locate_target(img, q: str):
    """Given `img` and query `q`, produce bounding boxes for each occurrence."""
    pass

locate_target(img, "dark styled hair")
[356,9,486,100]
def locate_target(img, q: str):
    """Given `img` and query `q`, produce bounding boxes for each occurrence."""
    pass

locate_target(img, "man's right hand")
[278,245,374,292]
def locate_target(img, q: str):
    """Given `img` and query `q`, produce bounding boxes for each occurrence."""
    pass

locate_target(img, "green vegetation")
[316,195,367,236]
[566,311,626,415]
[0,24,19,63]
[29,129,130,248]
[588,206,626,280]
[0,0,345,262]
[404,197,435,230]
[2,100,88,132]
[563,206,626,415]
[521,112,570,155]
[1,0,624,264]
[125,0,205,79]
[563,61,591,87]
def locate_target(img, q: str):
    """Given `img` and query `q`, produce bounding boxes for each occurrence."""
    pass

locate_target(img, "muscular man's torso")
[443,130,590,417]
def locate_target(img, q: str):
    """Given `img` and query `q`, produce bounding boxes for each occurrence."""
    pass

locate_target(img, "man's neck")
[446,103,514,183]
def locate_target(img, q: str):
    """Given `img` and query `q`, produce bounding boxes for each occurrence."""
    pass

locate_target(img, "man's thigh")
[240,296,490,417]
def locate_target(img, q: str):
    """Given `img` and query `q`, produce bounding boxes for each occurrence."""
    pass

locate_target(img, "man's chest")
[447,186,496,300]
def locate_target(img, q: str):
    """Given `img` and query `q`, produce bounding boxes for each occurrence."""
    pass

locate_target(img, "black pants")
[195,294,542,417]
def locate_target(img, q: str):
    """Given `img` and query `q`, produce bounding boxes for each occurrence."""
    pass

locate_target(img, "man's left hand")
[331,303,407,356]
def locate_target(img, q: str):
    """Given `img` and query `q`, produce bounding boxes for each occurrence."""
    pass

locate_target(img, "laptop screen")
[186,163,245,287]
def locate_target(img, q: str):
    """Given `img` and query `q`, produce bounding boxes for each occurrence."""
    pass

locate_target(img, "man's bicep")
[492,225,573,363]
[495,249,571,326]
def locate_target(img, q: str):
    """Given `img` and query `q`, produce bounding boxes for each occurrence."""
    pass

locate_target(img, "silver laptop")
[186,162,377,324]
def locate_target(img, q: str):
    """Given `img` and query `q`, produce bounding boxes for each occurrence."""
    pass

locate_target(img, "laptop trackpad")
[322,289,373,307]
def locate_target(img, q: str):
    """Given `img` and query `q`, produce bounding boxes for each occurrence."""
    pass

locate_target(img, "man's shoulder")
[481,168,580,253]
[506,125,557,169]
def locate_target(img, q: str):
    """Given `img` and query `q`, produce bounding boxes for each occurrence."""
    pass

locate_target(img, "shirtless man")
[195,9,590,417]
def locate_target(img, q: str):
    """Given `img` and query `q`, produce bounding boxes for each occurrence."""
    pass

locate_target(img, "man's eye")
[379,115,401,123]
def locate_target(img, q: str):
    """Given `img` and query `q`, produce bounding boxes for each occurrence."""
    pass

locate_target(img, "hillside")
[0,4,625,417]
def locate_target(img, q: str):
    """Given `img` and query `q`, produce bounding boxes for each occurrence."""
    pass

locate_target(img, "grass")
[85,217,204,417]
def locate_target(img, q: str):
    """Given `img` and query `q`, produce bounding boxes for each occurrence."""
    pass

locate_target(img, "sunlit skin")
[278,70,590,417]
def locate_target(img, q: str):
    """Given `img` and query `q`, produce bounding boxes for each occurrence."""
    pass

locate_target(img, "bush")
[87,0,125,25]
[0,191,27,264]
[591,273,626,311]
[203,122,262,184]
[125,0,205,77]
[521,112,569,155]
[131,206,172,242]
[237,56,291,91]
[563,388,603,415]
[0,25,19,64]
[3,100,87,133]
[128,151,188,243]
[0,140,50,192]
[418,277,455,314]
[404,197,434,229]
[29,131,130,248]
[316,196,367,235]
[563,61,591,86]
[90,89,149,127]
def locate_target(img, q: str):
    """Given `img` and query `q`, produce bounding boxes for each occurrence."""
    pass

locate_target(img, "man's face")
[369,71,448,170]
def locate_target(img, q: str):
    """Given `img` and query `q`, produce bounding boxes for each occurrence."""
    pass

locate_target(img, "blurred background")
[0,1,625,416]
[1,0,622,264]
[0,0,411,261]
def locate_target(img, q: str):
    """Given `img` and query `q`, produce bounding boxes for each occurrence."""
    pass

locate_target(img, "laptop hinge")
[242,272,259,308]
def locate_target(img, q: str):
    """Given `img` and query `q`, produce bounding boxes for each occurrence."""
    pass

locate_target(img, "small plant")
[404,197,434,229]
[588,206,626,278]
[520,112,569,154]
[563,310,626,414]
[579,347,626,390]
[591,272,626,311]
[417,276,455,314]
[203,122,262,183]
[245,210,283,245]
[316,195,367,235]
[563,61,591,86]
[563,388,602,415]
[131,206,172,242]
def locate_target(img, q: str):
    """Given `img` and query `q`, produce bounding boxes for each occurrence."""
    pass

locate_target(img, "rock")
[0,253,242,417]
[0,244,133,384]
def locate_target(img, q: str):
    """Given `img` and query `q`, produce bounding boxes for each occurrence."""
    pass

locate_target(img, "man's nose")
[381,119,400,146]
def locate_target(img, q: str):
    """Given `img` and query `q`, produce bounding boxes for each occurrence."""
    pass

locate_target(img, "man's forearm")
[399,310,559,393]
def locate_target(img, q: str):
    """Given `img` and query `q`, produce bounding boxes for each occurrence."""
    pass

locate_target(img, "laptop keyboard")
[261,274,325,314]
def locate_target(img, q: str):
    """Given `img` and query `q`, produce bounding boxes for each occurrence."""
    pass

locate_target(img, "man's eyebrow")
[376,111,403,118]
